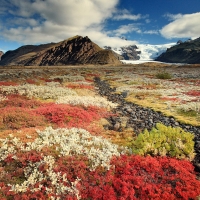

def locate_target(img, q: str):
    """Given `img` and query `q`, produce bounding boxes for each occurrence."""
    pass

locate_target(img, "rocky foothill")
[156,37,200,64]
[94,77,200,174]
[0,36,121,66]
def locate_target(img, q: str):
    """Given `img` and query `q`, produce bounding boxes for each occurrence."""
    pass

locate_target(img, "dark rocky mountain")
[0,36,121,66]
[104,45,140,60]
[156,37,200,64]
[121,45,140,60]
[0,51,4,60]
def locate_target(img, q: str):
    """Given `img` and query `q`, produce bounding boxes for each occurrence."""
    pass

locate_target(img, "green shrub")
[177,109,198,117]
[155,71,172,79]
[131,123,195,160]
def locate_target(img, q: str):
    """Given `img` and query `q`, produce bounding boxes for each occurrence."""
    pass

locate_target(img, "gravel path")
[94,77,200,174]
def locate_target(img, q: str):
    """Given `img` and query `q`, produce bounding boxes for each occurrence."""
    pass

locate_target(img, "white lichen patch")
[56,95,118,108]
[0,84,77,100]
[0,127,127,170]
[177,102,200,113]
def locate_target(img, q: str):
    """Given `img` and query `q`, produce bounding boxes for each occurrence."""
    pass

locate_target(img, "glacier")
[111,43,176,64]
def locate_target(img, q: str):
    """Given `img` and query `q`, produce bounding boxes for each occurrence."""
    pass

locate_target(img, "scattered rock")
[113,122,121,131]
[94,77,200,174]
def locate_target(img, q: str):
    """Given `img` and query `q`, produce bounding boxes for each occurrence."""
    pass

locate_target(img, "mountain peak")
[0,36,121,66]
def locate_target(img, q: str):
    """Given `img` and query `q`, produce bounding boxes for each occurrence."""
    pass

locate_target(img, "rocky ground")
[94,77,200,174]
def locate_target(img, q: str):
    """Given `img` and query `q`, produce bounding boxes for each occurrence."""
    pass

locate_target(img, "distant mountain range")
[1,36,200,66]
[156,37,200,64]
[0,36,121,66]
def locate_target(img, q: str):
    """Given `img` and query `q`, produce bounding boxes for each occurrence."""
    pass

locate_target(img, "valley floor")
[0,63,199,199]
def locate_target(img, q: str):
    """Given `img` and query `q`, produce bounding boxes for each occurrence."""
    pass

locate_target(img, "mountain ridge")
[2,36,199,65]
[0,36,121,66]
[156,37,200,64]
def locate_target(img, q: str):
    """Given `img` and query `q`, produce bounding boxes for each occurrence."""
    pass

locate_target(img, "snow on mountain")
[112,47,124,55]
[107,43,176,64]
[136,43,176,60]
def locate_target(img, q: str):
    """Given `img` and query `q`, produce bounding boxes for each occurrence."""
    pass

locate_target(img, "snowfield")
[136,43,175,60]
[111,42,176,64]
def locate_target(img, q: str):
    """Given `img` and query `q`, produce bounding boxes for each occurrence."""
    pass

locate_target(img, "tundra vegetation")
[0,64,199,199]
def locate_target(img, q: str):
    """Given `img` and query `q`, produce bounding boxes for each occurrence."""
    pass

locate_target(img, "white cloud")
[5,0,118,26]
[160,12,200,39]
[113,9,142,20]
[0,0,10,14]
[8,17,39,27]
[143,30,159,35]
[163,13,183,21]
[2,19,137,49]
[145,19,150,23]
[1,0,140,48]
[112,24,141,36]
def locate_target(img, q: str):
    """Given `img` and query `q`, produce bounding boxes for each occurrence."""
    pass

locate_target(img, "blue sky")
[0,0,200,52]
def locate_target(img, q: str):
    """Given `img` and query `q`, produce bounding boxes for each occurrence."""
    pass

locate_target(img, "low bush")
[25,79,37,84]
[0,107,47,130]
[0,81,18,86]
[1,154,200,199]
[178,109,198,117]
[185,90,200,97]
[0,153,80,199]
[131,123,195,160]
[34,104,107,128]
[0,84,77,100]
[40,155,200,199]
[155,71,172,79]
[108,155,200,200]
[67,83,94,90]
[178,102,200,114]
[56,95,118,108]
[0,94,42,108]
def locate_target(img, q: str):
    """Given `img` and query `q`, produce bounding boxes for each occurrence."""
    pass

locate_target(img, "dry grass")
[74,88,97,96]
[126,93,200,126]
[0,127,44,143]
[87,118,135,147]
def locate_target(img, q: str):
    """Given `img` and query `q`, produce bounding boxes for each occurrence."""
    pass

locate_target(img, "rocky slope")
[0,36,121,66]
[156,37,200,64]
[0,51,3,60]
[104,45,140,60]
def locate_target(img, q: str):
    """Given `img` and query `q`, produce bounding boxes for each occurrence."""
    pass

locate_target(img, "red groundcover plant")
[77,155,200,200]
[0,98,109,130]
[185,90,200,97]
[0,94,42,109]
[109,155,200,200]
[67,84,94,90]
[34,103,108,128]
[0,154,200,199]
[0,81,18,86]
[0,107,47,130]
